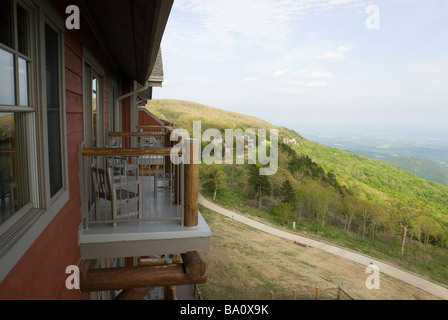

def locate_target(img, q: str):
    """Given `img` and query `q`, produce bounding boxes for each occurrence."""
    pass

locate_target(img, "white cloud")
[307,72,333,79]
[274,69,289,77]
[296,69,333,79]
[305,81,328,87]
[164,0,299,61]
[163,0,365,61]
[274,87,303,95]
[328,0,359,5]
[242,77,258,82]
[317,46,355,60]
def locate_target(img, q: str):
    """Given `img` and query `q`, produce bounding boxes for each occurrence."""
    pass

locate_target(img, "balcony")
[77,131,211,260]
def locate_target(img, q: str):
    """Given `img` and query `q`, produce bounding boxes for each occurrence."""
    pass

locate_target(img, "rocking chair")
[91,166,142,227]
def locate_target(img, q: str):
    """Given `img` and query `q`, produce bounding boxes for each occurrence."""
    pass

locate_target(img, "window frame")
[83,48,105,149]
[40,18,68,206]
[0,0,38,237]
[0,0,69,282]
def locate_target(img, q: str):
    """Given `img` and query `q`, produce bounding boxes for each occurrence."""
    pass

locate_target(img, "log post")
[115,287,152,300]
[292,289,296,300]
[165,286,177,300]
[79,259,96,284]
[174,135,182,205]
[337,285,341,300]
[315,287,320,300]
[164,128,171,174]
[184,138,199,227]
[181,251,207,280]
[174,164,180,204]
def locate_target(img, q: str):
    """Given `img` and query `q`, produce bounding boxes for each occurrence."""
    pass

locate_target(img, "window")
[45,24,63,197]
[92,76,98,147]
[108,72,120,136]
[109,83,117,133]
[0,0,68,276]
[0,0,33,223]
[84,54,105,149]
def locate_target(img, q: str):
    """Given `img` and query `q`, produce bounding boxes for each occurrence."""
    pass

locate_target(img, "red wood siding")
[138,109,163,126]
[0,0,125,300]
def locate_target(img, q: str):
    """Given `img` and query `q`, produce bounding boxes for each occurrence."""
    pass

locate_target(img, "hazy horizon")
[154,0,448,130]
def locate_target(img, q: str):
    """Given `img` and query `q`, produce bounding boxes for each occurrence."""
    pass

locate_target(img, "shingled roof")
[136,48,164,102]
[149,49,164,84]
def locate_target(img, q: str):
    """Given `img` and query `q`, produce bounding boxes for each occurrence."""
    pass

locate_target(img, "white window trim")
[40,14,69,208]
[0,0,69,282]
[82,47,106,148]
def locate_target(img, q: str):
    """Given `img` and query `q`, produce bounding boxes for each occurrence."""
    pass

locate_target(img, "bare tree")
[394,201,418,257]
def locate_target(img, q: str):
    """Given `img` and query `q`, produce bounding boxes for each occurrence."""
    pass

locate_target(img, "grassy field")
[198,205,441,300]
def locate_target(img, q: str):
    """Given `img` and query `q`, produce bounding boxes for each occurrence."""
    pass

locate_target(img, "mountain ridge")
[145,99,448,230]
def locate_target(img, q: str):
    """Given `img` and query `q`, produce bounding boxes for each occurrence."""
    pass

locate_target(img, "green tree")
[368,202,388,240]
[302,181,336,228]
[279,179,297,205]
[341,195,359,233]
[411,215,442,245]
[356,199,375,239]
[200,164,227,201]
[272,202,294,226]
[248,165,271,210]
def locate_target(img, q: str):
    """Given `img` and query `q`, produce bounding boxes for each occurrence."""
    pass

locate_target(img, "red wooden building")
[0,0,210,300]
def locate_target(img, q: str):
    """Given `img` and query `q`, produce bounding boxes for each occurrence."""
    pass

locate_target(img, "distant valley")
[298,124,448,185]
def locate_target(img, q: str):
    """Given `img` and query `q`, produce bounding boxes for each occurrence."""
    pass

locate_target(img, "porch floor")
[78,175,211,259]
[89,174,182,222]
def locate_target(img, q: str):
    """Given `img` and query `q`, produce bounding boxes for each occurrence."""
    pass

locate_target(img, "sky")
[153,0,448,131]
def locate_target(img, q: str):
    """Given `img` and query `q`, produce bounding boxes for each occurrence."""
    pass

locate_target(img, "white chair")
[153,172,175,199]
[91,166,142,227]
[107,155,139,179]
[105,144,139,180]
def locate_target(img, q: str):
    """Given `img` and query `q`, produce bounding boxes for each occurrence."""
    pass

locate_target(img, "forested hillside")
[146,100,448,273]
[380,156,448,186]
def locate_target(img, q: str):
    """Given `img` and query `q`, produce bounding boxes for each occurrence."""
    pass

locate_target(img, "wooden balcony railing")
[78,134,199,229]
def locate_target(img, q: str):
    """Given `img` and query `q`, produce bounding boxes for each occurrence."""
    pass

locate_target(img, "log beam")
[136,125,173,130]
[78,259,96,283]
[82,147,176,156]
[181,251,207,281]
[138,256,166,266]
[109,131,165,137]
[80,262,208,293]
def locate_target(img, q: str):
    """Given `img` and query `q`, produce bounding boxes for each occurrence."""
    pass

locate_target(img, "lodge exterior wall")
[0,0,133,299]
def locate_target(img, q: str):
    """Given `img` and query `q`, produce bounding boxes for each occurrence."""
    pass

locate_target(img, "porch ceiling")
[80,0,173,85]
